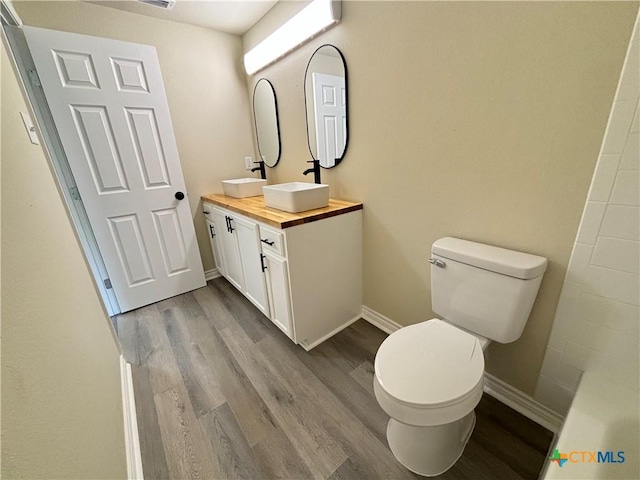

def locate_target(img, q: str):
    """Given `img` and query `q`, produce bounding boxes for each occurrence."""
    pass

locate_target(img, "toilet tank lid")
[432,237,547,280]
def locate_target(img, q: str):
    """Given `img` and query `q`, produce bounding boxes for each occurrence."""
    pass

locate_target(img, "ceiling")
[89,0,278,35]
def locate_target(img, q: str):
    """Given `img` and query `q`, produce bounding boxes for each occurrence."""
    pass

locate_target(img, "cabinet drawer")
[202,202,215,222]
[259,225,285,257]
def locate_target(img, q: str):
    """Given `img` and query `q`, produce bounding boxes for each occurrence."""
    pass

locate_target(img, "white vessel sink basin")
[221,178,266,198]
[263,182,330,213]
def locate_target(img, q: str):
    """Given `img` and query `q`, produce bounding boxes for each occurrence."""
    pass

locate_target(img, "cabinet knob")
[261,238,275,246]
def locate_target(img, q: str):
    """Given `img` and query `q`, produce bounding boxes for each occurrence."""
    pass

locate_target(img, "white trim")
[361,305,564,433]
[1,0,22,26]
[301,313,361,351]
[483,373,563,433]
[120,355,143,480]
[361,305,402,334]
[204,268,221,281]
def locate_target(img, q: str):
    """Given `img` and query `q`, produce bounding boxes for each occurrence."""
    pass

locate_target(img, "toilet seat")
[374,319,485,426]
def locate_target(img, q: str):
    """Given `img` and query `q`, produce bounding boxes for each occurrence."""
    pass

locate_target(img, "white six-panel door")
[312,72,346,168]
[24,26,205,312]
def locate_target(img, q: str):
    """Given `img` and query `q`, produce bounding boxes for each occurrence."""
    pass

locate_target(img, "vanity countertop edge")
[201,193,363,229]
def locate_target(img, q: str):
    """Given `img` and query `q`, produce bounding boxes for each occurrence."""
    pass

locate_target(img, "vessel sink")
[221,178,267,198]
[263,182,330,213]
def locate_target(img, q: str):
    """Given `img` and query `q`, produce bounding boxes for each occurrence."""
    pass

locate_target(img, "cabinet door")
[213,208,244,291]
[233,215,270,317]
[205,219,225,276]
[263,249,294,339]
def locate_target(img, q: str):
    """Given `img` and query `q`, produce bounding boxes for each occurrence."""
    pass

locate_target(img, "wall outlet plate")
[244,156,253,170]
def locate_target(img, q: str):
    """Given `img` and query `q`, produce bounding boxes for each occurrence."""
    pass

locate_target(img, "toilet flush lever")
[429,258,446,268]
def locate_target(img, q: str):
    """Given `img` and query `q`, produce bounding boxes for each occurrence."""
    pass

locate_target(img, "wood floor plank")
[349,361,376,397]
[199,402,263,480]
[196,284,346,478]
[472,397,552,479]
[168,292,210,322]
[256,334,414,480]
[216,318,348,479]
[131,364,171,480]
[114,312,138,365]
[445,436,524,480]
[161,307,226,417]
[336,319,388,358]
[134,304,183,395]
[155,296,180,312]
[328,457,382,480]
[153,384,219,480]
[287,339,389,443]
[251,425,315,480]
[192,286,280,446]
[209,278,272,343]
[476,394,554,454]
[325,326,379,370]
[349,320,389,352]
[116,279,553,480]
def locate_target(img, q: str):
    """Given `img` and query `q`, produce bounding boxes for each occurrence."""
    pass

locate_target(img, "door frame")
[2,15,121,315]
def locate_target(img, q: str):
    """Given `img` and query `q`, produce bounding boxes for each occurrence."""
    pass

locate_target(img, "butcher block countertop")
[201,193,363,229]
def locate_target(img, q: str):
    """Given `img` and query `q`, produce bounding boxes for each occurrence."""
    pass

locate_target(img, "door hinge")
[104,278,113,289]
[27,69,41,87]
[69,186,81,201]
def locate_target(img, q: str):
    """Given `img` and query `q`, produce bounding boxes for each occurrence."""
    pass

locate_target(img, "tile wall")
[534,16,639,415]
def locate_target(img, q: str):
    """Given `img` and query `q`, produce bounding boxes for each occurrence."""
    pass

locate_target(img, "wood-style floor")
[114,278,553,480]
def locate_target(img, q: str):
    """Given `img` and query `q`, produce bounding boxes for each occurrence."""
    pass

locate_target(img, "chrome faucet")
[303,159,321,184]
[251,160,266,180]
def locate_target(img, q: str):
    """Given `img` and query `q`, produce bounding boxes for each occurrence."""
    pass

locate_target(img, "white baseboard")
[483,372,563,433]
[361,305,403,334]
[120,355,143,480]
[361,305,564,433]
[204,268,221,281]
[301,314,362,351]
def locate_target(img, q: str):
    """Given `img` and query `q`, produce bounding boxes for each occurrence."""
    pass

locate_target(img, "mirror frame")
[253,78,282,168]
[303,44,349,169]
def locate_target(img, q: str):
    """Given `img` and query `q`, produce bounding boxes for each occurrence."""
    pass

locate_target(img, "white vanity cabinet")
[203,204,269,316]
[202,195,363,350]
[259,225,293,337]
[232,214,270,316]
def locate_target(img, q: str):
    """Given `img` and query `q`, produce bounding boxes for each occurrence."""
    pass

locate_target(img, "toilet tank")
[430,237,547,344]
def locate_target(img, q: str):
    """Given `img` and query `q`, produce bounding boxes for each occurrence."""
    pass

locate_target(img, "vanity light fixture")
[244,0,341,75]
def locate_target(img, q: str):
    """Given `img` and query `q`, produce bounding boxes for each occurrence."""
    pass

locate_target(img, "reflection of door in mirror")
[253,79,281,168]
[305,45,348,169]
[312,72,346,169]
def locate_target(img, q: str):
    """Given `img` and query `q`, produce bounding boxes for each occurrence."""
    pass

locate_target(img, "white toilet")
[373,237,547,477]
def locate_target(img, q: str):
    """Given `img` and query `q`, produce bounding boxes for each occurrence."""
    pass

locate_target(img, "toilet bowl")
[373,237,548,476]
[374,319,485,476]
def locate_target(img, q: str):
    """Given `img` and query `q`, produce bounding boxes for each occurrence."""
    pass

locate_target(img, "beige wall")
[13,0,256,272]
[1,44,127,478]
[244,1,639,395]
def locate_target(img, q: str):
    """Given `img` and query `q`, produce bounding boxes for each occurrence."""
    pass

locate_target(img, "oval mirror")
[253,78,281,167]
[304,45,348,169]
